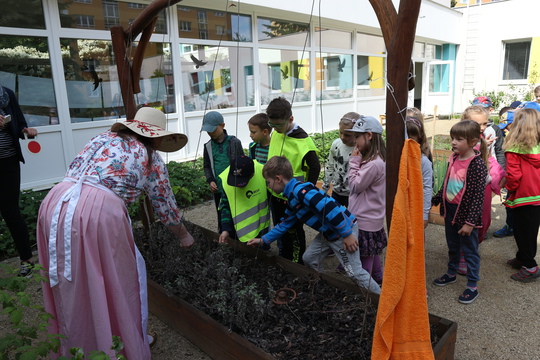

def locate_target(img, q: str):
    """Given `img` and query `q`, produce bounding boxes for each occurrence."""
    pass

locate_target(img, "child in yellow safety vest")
[218,155,271,247]
[266,97,320,263]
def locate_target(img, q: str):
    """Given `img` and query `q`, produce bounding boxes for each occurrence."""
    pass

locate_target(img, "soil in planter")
[134,222,439,359]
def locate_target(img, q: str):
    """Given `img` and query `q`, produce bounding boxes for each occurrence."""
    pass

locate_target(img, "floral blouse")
[66,131,181,225]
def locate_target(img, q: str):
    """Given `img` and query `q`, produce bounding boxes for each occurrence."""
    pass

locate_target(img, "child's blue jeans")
[444,201,480,287]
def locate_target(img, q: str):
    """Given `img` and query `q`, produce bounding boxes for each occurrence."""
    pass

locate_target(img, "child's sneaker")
[511,267,540,283]
[458,288,478,304]
[433,274,457,286]
[18,261,34,278]
[506,258,523,270]
[493,225,513,238]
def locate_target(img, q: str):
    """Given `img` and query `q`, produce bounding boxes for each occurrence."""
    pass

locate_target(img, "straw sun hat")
[111,107,188,152]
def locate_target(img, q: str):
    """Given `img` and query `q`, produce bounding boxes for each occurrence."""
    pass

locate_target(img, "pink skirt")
[37,181,151,359]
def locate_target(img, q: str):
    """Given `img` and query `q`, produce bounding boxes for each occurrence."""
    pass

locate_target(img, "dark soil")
[134,222,438,360]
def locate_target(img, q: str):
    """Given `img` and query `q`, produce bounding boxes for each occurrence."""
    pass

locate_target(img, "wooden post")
[110,0,183,229]
[369,0,422,228]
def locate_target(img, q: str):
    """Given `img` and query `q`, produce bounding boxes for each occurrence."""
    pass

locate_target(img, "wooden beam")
[110,26,138,119]
[369,0,421,228]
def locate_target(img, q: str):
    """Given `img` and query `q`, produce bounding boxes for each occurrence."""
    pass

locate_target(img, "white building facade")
[1,0,463,189]
[454,0,540,112]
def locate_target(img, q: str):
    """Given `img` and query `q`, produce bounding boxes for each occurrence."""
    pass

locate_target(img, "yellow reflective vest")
[267,131,318,199]
[219,161,271,242]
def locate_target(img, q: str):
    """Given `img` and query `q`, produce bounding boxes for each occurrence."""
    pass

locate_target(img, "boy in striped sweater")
[248,156,381,294]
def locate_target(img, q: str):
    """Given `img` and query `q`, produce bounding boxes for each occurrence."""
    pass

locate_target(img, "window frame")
[501,40,531,83]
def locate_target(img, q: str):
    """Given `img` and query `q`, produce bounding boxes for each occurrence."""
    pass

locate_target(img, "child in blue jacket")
[248,156,381,294]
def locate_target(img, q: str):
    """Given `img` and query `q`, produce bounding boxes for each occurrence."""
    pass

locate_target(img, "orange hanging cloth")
[371,139,434,360]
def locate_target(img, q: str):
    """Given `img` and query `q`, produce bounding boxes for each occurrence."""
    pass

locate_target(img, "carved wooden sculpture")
[369,0,422,226]
[110,0,182,119]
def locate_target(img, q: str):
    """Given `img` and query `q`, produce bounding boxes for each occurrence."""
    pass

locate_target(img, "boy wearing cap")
[247,156,381,294]
[202,111,244,232]
[266,97,320,264]
[217,155,271,245]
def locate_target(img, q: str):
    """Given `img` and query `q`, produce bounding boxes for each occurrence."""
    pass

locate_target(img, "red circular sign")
[27,141,41,154]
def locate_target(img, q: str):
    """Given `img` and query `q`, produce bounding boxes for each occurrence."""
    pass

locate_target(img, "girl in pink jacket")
[346,116,387,285]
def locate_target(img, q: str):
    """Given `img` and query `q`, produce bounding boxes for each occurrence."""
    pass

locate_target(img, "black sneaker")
[458,288,479,304]
[433,273,457,286]
[18,261,34,278]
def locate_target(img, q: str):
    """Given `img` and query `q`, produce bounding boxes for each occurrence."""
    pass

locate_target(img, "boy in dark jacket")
[202,111,244,232]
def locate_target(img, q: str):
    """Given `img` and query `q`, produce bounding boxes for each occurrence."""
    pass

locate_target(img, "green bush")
[166,158,213,207]
[310,129,340,164]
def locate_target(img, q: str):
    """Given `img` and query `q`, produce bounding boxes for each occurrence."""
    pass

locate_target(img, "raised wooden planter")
[148,224,457,360]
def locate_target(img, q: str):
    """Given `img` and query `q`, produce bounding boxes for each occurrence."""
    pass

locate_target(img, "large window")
[315,28,352,49]
[177,6,252,42]
[357,33,385,54]
[61,39,175,122]
[356,33,386,97]
[0,0,46,29]
[180,21,192,32]
[258,18,309,46]
[503,41,531,80]
[425,44,442,59]
[0,36,57,127]
[102,0,120,29]
[316,53,353,101]
[180,45,253,112]
[357,55,386,97]
[259,49,311,105]
[58,0,168,34]
[75,15,95,28]
[429,63,451,93]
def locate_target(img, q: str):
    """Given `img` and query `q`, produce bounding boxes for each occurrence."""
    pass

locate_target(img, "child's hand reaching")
[218,231,229,244]
[247,238,263,247]
[458,224,473,236]
[342,234,359,253]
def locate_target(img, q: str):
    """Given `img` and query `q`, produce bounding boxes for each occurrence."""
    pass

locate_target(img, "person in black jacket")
[0,84,38,277]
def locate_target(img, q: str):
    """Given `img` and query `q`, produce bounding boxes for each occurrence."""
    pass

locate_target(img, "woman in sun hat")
[36,107,192,359]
